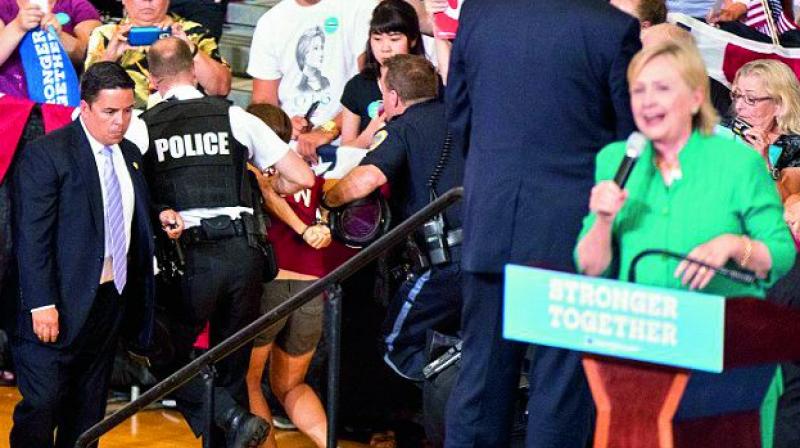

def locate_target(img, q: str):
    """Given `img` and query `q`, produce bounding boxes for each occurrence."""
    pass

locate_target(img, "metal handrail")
[75,186,464,448]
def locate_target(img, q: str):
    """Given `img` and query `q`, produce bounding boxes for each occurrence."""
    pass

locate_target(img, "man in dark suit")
[443,1,641,447]
[9,62,155,448]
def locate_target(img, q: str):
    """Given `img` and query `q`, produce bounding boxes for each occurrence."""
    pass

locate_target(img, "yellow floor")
[0,386,368,447]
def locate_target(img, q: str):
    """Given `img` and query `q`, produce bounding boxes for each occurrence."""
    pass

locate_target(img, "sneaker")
[223,406,271,448]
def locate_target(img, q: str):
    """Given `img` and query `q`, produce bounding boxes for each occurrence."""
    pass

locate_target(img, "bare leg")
[270,346,327,448]
[247,343,277,448]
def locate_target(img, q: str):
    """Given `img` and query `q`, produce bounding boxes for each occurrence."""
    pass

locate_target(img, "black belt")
[180,218,246,246]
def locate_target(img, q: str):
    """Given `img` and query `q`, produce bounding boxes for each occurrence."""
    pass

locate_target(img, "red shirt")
[268,176,357,277]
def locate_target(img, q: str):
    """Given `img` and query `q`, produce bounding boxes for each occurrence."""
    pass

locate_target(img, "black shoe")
[223,406,270,448]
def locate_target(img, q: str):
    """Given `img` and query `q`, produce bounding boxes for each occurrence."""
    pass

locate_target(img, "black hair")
[361,0,424,81]
[80,62,135,104]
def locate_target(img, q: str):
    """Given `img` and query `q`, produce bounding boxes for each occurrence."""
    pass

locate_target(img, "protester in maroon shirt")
[244,103,357,448]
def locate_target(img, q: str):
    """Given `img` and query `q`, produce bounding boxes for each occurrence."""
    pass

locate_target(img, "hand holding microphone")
[613,131,647,187]
[591,132,647,224]
[590,181,628,224]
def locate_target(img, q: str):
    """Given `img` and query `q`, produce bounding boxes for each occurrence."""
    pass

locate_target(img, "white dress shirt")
[31,119,136,313]
[81,118,135,284]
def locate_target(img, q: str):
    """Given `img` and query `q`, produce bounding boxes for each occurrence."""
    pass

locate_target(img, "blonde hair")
[733,59,800,135]
[627,41,718,135]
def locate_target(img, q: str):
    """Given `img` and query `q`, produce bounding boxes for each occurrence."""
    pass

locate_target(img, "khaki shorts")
[254,279,324,355]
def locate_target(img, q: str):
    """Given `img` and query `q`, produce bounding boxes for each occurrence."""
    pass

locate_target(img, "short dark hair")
[80,62,135,104]
[147,37,194,79]
[361,0,424,80]
[383,54,437,102]
[246,103,293,143]
[638,0,667,26]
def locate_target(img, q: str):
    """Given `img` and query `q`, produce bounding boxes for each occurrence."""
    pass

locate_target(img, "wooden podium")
[583,298,800,448]
[502,266,800,448]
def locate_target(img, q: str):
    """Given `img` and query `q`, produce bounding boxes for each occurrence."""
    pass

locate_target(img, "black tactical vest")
[141,97,252,211]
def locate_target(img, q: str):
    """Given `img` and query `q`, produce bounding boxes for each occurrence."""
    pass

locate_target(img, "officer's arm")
[271,150,315,195]
[323,165,388,208]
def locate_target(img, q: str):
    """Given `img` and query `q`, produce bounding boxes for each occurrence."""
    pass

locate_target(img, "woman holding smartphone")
[723,60,800,238]
[724,59,800,448]
[85,0,231,108]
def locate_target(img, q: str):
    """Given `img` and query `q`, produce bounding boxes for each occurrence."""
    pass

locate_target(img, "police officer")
[133,37,314,448]
[322,54,464,441]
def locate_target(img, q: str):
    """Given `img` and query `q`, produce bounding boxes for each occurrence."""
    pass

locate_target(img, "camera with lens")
[422,213,450,266]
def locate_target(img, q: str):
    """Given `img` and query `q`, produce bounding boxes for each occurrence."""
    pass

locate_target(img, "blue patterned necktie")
[102,146,127,294]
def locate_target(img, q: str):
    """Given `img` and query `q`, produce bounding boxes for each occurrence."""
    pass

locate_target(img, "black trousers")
[152,235,263,442]
[445,272,594,448]
[10,283,124,448]
[381,262,462,381]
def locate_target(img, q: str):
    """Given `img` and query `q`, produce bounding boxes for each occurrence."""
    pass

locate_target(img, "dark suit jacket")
[447,0,641,273]
[12,119,155,349]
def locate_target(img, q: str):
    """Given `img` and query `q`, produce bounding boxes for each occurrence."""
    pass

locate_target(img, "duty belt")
[180,218,246,246]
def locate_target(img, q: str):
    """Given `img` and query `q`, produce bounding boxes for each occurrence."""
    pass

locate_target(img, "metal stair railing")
[75,186,464,448]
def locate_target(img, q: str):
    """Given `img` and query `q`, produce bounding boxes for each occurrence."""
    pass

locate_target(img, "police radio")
[422,132,454,266]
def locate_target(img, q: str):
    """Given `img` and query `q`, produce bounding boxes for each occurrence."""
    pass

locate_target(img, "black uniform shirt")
[361,99,464,228]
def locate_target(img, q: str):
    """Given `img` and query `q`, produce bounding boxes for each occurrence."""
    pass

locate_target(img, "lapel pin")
[133,161,139,170]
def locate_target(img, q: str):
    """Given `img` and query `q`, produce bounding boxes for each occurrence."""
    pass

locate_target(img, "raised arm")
[0,4,44,67]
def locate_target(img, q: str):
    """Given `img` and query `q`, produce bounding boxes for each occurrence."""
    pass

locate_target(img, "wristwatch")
[319,120,339,137]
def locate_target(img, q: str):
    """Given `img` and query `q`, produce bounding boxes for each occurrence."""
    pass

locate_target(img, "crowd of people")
[0,0,800,448]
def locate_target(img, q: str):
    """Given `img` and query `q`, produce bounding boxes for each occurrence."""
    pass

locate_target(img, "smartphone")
[732,117,753,139]
[128,26,172,47]
[303,100,320,132]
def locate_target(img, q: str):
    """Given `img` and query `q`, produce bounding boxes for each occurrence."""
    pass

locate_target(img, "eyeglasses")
[730,90,773,106]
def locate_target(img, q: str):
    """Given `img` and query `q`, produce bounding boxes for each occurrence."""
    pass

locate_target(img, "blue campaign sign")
[19,28,80,107]
[503,265,726,372]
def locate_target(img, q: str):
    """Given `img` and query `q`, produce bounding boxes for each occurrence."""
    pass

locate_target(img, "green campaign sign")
[503,265,726,372]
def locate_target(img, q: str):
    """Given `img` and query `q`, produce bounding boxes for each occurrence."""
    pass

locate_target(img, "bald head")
[641,23,695,48]
[147,37,195,90]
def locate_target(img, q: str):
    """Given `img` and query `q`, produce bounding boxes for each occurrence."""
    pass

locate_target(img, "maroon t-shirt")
[0,0,100,98]
[269,176,357,277]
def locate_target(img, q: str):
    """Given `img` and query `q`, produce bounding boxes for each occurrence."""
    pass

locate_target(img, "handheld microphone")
[613,132,648,188]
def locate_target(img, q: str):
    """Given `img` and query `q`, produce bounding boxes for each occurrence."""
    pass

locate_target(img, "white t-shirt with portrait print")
[247,0,377,126]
